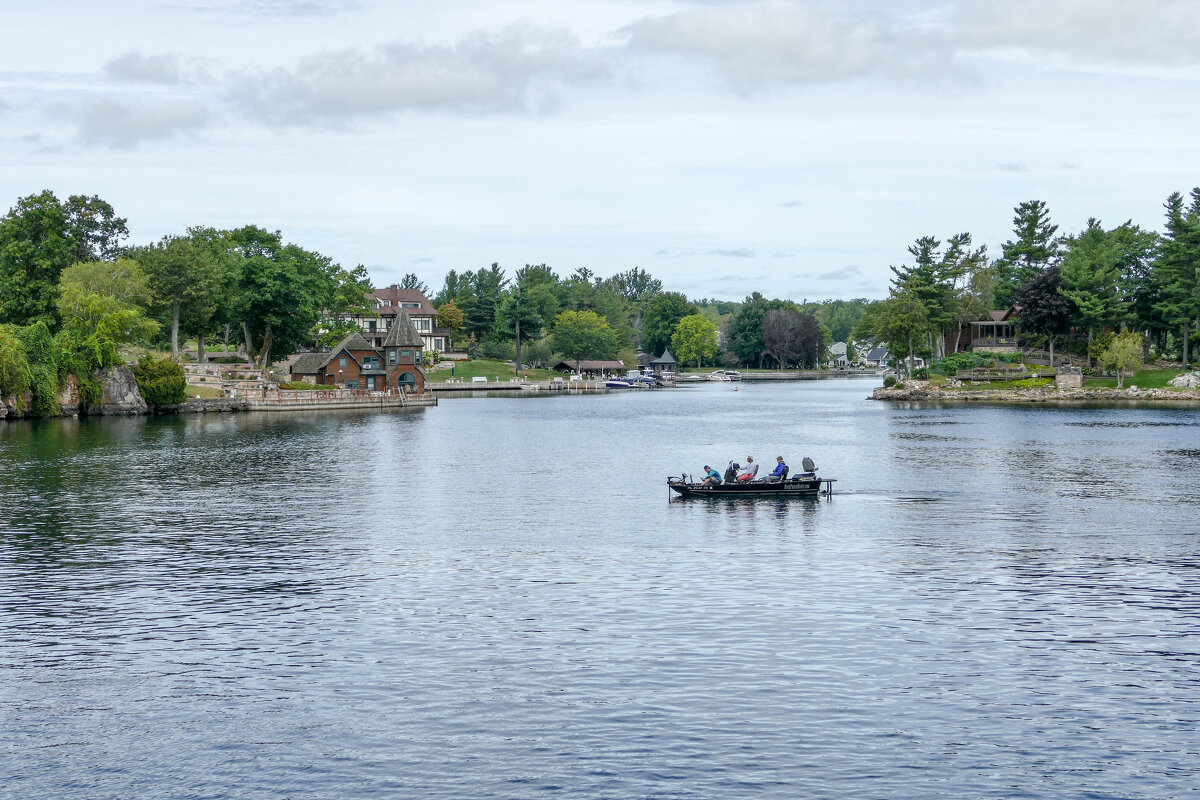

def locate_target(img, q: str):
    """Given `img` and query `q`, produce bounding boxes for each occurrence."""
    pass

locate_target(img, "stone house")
[291,312,426,392]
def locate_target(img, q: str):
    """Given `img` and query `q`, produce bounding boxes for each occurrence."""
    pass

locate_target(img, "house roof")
[382,311,423,347]
[290,352,328,375]
[369,286,437,316]
[866,347,889,360]
[829,342,847,355]
[651,348,676,364]
[552,360,625,372]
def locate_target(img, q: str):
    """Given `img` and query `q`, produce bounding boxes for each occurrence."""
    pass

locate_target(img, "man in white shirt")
[737,456,759,482]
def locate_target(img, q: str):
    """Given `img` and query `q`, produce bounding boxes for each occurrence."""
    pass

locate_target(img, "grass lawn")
[185,383,226,399]
[1083,368,1182,390]
[426,359,556,383]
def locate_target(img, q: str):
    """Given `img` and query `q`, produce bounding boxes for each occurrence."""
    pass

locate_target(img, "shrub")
[0,327,30,409]
[883,375,897,388]
[133,355,186,405]
[911,367,929,379]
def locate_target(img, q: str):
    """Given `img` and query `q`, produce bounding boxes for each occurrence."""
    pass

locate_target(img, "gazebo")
[649,348,677,373]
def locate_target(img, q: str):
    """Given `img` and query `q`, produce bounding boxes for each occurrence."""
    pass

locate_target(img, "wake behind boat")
[668,457,835,499]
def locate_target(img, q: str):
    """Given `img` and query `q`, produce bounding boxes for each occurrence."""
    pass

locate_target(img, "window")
[388,349,397,364]
[346,380,360,389]
[400,349,411,358]
[339,356,347,367]
[401,302,420,308]
[414,318,431,331]
[368,321,376,333]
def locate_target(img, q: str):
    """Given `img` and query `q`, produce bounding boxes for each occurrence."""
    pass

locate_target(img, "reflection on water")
[3,382,1200,799]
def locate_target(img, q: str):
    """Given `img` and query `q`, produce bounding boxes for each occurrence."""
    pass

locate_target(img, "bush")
[480,339,515,361]
[133,355,186,405]
[883,375,898,388]
[911,367,929,379]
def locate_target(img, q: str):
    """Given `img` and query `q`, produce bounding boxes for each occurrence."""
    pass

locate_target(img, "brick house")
[291,312,426,392]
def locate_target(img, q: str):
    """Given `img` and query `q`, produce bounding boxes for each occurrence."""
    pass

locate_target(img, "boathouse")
[650,348,677,374]
[291,312,426,392]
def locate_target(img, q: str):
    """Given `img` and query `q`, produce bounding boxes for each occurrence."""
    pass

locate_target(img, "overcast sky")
[3,0,1199,301]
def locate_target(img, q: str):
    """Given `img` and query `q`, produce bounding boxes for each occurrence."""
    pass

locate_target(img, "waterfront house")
[291,312,426,392]
[828,342,848,368]
[862,347,890,369]
[342,286,460,357]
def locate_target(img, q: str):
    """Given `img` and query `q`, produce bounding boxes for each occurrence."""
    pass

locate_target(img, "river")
[3,379,1199,799]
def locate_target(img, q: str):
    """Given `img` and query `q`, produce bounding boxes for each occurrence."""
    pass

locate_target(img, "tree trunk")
[223,324,231,353]
[1183,323,1190,368]
[907,336,914,377]
[242,321,255,359]
[198,334,206,363]
[170,300,180,358]
[1048,336,1055,368]
[258,323,273,367]
[1087,326,1094,369]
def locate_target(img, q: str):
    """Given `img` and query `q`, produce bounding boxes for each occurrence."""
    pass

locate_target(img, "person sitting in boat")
[701,465,723,486]
[737,455,759,482]
[767,456,788,481]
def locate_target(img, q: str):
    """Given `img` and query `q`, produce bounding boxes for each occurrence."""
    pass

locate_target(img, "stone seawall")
[872,382,1200,403]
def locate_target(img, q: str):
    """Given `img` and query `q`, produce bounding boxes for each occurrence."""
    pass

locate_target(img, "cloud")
[71,99,212,147]
[780,199,804,208]
[178,0,363,18]
[621,0,956,91]
[226,23,608,124]
[709,248,756,258]
[104,52,216,85]
[957,0,1200,65]
[996,162,1027,172]
[816,265,862,280]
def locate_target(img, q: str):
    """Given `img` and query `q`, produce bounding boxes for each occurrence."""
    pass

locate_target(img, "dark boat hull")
[668,477,823,499]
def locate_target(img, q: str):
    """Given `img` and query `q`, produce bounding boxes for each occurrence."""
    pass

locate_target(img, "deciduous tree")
[671,313,718,368]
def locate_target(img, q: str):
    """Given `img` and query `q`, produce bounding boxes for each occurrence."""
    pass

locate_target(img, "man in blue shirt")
[768,456,788,481]
[701,465,722,486]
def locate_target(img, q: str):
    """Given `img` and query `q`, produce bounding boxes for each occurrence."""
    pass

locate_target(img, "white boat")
[605,379,633,389]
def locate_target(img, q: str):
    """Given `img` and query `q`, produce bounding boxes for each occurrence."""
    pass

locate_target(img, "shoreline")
[871,382,1200,404]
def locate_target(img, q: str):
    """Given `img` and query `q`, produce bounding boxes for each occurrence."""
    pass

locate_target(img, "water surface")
[3,380,1199,799]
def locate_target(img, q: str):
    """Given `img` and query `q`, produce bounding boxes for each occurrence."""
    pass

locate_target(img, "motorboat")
[605,379,633,389]
[668,458,833,499]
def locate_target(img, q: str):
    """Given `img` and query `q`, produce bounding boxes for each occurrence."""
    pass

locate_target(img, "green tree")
[671,313,718,368]
[552,310,617,370]
[641,292,696,359]
[398,272,430,295]
[63,194,129,263]
[57,258,159,345]
[994,200,1060,308]
[1153,190,1200,366]
[1059,219,1135,364]
[496,265,561,371]
[132,354,186,405]
[1097,329,1144,388]
[133,234,224,357]
[0,191,76,328]
[724,293,769,367]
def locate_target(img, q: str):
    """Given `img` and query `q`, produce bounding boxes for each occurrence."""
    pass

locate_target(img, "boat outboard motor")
[724,462,741,483]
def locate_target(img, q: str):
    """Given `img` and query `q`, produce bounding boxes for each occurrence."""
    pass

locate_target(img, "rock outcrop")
[89,366,148,416]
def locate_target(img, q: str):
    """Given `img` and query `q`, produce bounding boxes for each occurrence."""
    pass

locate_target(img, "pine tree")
[994,200,1059,308]
[1152,190,1200,366]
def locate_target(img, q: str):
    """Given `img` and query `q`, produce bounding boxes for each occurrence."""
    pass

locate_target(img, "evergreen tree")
[994,200,1060,308]
[1153,190,1200,365]
[1059,219,1133,364]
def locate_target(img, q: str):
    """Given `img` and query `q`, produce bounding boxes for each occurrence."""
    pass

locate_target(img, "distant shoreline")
[871,383,1200,404]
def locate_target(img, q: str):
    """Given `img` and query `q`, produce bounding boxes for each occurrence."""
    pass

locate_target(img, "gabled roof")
[382,311,424,347]
[290,352,328,375]
[369,286,437,315]
[651,348,677,364]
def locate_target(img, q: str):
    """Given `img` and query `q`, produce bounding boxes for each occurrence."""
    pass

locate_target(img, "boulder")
[1168,372,1200,389]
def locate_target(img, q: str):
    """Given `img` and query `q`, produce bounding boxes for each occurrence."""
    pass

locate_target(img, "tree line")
[1,188,864,410]
[854,193,1200,374]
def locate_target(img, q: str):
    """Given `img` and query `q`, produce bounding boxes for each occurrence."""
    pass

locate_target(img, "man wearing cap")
[700,464,723,486]
[768,456,788,481]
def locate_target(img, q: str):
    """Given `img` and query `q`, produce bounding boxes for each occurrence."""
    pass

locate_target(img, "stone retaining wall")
[872,382,1200,403]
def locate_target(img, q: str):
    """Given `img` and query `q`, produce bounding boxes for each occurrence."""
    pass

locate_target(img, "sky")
[3,0,1199,302]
